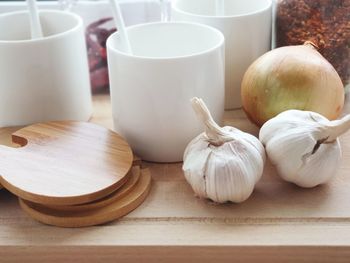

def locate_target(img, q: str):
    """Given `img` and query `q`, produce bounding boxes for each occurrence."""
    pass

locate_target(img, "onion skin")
[241,43,344,127]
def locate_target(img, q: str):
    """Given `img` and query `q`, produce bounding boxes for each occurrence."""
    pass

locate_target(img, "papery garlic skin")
[259,110,346,188]
[183,98,265,203]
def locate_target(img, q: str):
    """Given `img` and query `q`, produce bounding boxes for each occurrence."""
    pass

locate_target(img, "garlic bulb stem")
[303,41,319,50]
[327,114,350,142]
[191,97,233,146]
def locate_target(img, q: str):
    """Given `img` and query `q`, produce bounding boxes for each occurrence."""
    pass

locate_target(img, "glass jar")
[66,0,168,93]
[0,0,169,93]
[276,0,350,89]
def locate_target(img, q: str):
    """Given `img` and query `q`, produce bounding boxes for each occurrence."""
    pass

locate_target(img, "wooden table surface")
[1,94,350,262]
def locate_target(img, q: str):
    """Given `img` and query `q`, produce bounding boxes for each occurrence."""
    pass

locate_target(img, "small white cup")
[107,22,225,162]
[172,0,272,109]
[0,10,92,127]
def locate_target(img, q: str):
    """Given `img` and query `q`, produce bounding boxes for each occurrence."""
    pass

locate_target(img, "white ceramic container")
[0,1,168,94]
[172,0,272,109]
[0,10,92,127]
[107,22,225,162]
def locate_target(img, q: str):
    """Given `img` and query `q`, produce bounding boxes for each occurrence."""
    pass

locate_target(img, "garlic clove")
[183,136,211,198]
[205,130,264,203]
[295,141,341,187]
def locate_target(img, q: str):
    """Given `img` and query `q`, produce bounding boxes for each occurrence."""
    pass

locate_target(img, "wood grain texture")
[19,168,151,228]
[0,121,133,205]
[0,126,22,190]
[43,166,141,212]
[1,94,350,262]
[1,246,350,263]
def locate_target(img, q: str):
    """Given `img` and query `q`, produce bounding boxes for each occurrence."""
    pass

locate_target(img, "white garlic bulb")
[260,110,350,188]
[183,98,265,203]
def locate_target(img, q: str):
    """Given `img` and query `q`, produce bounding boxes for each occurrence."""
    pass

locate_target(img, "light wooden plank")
[1,216,350,246]
[1,246,350,263]
[1,94,350,262]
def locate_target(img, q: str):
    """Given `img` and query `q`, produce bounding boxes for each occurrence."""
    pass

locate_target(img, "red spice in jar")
[86,18,117,93]
[276,0,350,86]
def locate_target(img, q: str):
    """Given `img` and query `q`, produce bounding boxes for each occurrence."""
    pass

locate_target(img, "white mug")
[0,10,92,127]
[172,0,272,109]
[107,22,225,162]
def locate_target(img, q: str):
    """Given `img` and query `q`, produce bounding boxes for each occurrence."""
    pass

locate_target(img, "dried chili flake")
[86,18,117,93]
[276,0,350,86]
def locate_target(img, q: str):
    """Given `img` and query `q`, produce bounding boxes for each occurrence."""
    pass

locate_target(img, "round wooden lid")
[46,166,141,212]
[0,121,133,205]
[19,168,151,227]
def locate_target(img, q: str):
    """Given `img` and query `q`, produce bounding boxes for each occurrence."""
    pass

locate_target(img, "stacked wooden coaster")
[0,122,151,227]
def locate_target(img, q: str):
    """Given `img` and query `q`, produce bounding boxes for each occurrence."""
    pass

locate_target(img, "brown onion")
[241,42,344,127]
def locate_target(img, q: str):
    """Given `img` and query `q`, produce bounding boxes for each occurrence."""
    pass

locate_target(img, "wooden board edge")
[0,245,350,263]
